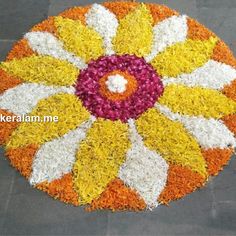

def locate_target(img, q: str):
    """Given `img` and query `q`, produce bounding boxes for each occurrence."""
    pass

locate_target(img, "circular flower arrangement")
[0,1,236,211]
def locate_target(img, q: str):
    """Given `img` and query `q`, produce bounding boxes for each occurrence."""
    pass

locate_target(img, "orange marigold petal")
[187,18,215,40]
[6,39,34,61]
[0,69,22,93]
[103,1,138,20]
[158,165,205,205]
[0,110,19,145]
[202,148,233,176]
[59,6,91,23]
[6,144,38,178]
[212,41,236,68]
[222,80,236,101]
[222,114,236,135]
[36,173,79,206]
[31,17,57,34]
[87,178,146,212]
[146,3,178,24]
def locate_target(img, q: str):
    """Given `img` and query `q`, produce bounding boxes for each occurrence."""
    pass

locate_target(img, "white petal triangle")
[85,3,118,55]
[25,32,87,69]
[118,119,168,209]
[29,116,96,185]
[145,15,187,62]
[156,104,236,149]
[0,83,75,115]
[163,60,236,90]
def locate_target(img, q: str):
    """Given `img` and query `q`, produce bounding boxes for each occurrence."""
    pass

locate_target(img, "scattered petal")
[158,164,205,204]
[146,15,187,62]
[159,84,236,118]
[30,117,95,184]
[113,4,153,57]
[6,39,34,61]
[7,93,90,149]
[223,80,236,101]
[55,16,104,62]
[0,83,75,115]
[163,60,236,90]
[202,148,234,176]
[73,119,130,204]
[36,173,79,206]
[1,55,79,86]
[0,109,19,145]
[0,69,22,93]
[6,144,38,178]
[85,4,118,55]
[88,178,146,212]
[25,32,87,69]
[151,37,218,77]
[136,108,207,176]
[119,120,168,209]
[156,104,236,149]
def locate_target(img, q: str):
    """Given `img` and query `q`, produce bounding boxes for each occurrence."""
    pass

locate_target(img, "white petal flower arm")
[0,83,75,115]
[85,4,118,55]
[25,32,87,69]
[118,119,168,209]
[156,104,236,149]
[29,116,96,185]
[163,60,236,90]
[145,15,187,62]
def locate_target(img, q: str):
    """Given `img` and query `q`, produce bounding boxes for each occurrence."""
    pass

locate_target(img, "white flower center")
[105,74,128,93]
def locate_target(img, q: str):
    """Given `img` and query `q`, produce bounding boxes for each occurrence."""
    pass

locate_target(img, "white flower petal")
[145,15,187,62]
[163,60,236,90]
[118,119,168,209]
[85,3,118,55]
[29,116,96,185]
[25,32,87,69]
[156,104,236,149]
[0,83,75,115]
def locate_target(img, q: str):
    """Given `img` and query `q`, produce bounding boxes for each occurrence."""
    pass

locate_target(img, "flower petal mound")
[136,109,207,177]
[73,119,130,204]
[113,4,153,57]
[55,16,104,62]
[159,84,236,118]
[6,94,90,149]
[151,37,218,77]
[1,56,79,86]
[0,1,236,212]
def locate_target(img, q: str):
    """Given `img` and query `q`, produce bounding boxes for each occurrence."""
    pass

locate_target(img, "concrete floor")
[0,0,236,235]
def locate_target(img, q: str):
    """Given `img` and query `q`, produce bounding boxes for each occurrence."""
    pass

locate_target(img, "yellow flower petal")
[0,55,79,86]
[151,37,218,77]
[55,16,104,62]
[136,109,207,176]
[113,4,153,57]
[7,94,90,149]
[159,84,236,118]
[73,119,131,204]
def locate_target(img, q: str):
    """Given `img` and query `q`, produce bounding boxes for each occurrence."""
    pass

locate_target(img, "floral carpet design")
[0,1,236,211]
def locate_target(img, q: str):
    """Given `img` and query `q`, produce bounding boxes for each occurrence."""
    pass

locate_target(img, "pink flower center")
[75,55,164,122]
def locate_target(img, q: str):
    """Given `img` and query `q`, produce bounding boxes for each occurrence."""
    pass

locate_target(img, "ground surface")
[0,0,236,235]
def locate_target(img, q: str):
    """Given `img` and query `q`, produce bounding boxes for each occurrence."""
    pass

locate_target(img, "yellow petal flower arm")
[135,108,207,177]
[24,31,87,70]
[0,55,79,86]
[6,93,90,149]
[151,37,218,77]
[159,84,236,118]
[113,4,153,57]
[54,16,104,62]
[85,4,118,55]
[73,119,131,204]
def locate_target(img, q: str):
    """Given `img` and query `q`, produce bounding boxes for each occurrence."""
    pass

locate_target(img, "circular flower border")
[0,1,235,212]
